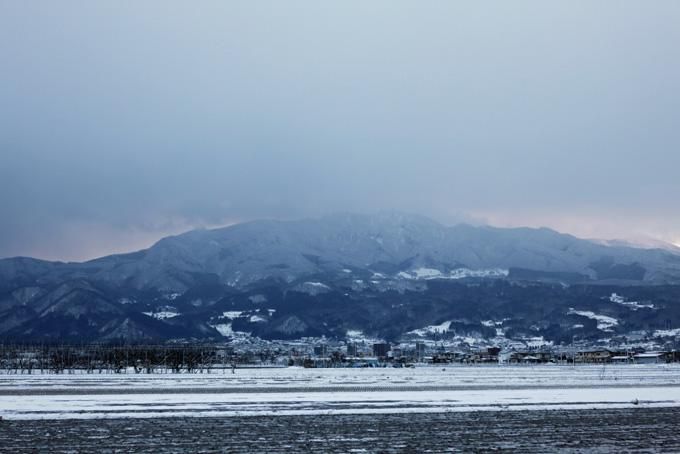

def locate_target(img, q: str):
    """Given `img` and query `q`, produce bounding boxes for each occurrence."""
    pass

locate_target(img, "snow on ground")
[2,364,679,391]
[568,308,619,331]
[522,336,553,347]
[449,268,509,279]
[249,315,267,323]
[398,268,509,281]
[210,323,252,339]
[212,323,235,337]
[412,268,443,279]
[296,282,331,295]
[3,387,680,420]
[407,321,452,336]
[654,328,680,337]
[142,311,180,320]
[305,282,330,289]
[609,293,655,310]
[1,365,680,420]
[345,329,385,345]
[222,311,243,319]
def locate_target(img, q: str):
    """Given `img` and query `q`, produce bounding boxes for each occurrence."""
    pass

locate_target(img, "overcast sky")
[1,1,680,261]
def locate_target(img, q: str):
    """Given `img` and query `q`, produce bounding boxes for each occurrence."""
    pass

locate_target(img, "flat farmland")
[1,408,679,453]
[1,365,679,452]
[1,365,680,419]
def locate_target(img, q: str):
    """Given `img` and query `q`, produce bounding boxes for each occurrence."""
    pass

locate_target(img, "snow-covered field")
[1,364,679,420]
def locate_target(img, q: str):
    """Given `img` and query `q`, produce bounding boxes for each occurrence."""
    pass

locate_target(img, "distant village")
[1,338,680,373]
[301,342,680,367]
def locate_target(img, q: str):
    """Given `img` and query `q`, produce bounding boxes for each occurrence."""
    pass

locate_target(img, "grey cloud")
[1,1,680,260]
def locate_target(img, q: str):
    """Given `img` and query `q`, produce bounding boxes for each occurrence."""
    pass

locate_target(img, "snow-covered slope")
[1,213,680,342]
[3,212,677,293]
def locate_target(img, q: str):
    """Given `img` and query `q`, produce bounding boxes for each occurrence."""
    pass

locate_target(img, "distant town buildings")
[372,343,391,358]
[1,339,679,372]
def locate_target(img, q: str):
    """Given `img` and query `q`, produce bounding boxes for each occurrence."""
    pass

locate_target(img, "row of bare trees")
[0,343,237,374]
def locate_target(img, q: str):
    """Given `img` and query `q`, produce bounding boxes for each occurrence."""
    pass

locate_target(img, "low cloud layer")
[2,2,680,261]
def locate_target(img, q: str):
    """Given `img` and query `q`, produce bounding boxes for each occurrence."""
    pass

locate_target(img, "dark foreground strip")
[0,382,679,396]
[1,407,679,453]
[9,399,676,417]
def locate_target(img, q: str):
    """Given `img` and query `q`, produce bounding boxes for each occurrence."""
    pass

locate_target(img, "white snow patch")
[609,293,625,304]
[142,311,180,320]
[654,328,680,337]
[523,336,553,347]
[211,322,251,339]
[249,315,267,323]
[306,282,330,289]
[457,336,483,345]
[413,268,442,279]
[407,321,452,337]
[295,281,332,296]
[3,366,680,420]
[345,329,385,345]
[568,308,619,331]
[609,293,654,310]
[449,268,509,279]
[222,311,243,320]
[213,323,234,337]
[4,386,680,420]
[398,268,509,281]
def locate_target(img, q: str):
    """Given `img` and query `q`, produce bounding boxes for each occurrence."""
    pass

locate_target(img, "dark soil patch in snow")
[1,407,679,452]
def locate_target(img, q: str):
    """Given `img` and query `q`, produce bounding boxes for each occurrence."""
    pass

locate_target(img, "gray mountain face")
[2,212,680,293]
[1,213,680,342]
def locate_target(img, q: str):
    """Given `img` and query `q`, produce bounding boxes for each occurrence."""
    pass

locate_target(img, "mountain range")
[2,212,680,344]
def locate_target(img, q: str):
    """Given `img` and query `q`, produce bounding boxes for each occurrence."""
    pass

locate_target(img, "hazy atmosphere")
[2,1,680,261]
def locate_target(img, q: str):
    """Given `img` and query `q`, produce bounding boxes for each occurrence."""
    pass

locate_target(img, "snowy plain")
[1,364,679,420]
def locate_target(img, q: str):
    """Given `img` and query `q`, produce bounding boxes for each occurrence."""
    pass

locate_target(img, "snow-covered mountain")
[1,212,680,342]
[4,212,680,291]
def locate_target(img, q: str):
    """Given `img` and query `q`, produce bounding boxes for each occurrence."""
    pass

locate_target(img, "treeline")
[0,343,237,374]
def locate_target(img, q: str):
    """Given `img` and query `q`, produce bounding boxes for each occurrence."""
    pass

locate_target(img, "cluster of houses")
[3,342,680,372]
[505,349,680,365]
[302,343,680,367]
